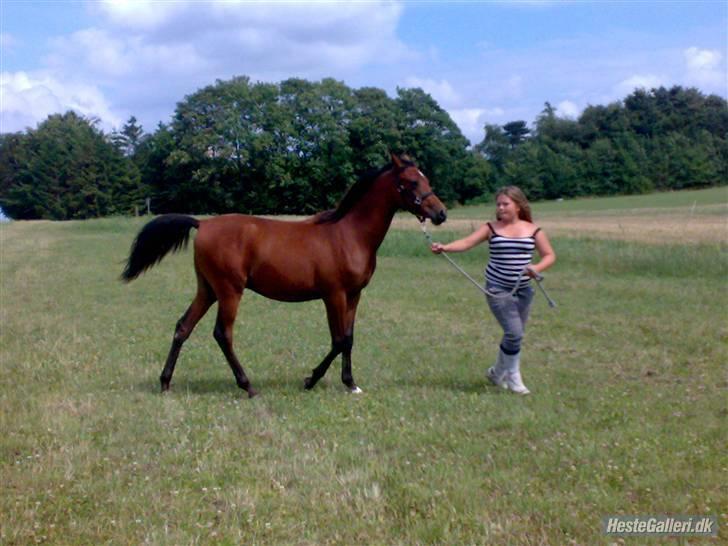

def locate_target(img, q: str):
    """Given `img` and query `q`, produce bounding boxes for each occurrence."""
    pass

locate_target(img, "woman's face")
[496,195,520,222]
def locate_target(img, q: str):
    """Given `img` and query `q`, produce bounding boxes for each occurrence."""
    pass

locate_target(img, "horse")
[121,153,447,397]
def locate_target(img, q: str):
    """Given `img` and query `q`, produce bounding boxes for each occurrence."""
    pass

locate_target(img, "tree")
[111,116,145,157]
[159,77,487,214]
[0,112,140,219]
[583,136,651,195]
[502,142,543,199]
[278,77,355,213]
[650,131,720,190]
[474,124,510,172]
[395,87,475,203]
[349,87,402,175]
[535,102,582,144]
[10,80,723,220]
[132,122,177,213]
[490,86,727,200]
[502,121,530,149]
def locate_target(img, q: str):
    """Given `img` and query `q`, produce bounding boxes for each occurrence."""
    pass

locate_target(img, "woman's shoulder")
[523,221,543,237]
[494,220,541,237]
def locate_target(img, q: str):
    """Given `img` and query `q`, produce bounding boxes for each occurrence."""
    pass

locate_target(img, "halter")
[395,182,432,206]
[395,176,433,223]
[413,190,433,206]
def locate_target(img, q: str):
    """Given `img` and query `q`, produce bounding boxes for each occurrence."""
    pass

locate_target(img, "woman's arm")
[529,230,556,275]
[431,223,491,254]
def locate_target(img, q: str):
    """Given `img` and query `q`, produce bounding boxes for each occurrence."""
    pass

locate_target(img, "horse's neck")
[340,177,399,254]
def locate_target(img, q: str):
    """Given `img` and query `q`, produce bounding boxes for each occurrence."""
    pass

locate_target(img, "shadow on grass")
[405,376,508,395]
[132,374,506,397]
[133,375,327,396]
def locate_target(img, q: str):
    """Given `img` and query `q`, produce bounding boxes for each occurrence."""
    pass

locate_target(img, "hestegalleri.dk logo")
[603,515,717,536]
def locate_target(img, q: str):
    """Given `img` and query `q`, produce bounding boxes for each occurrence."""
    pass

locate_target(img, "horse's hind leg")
[213,289,257,398]
[160,276,215,392]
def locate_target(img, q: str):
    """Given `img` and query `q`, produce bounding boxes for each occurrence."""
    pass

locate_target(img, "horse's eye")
[410,180,418,189]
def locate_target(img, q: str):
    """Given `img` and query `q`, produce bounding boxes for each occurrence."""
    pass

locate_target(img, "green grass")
[1,194,727,544]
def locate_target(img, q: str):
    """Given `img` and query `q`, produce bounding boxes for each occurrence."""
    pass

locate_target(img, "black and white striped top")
[485,222,541,289]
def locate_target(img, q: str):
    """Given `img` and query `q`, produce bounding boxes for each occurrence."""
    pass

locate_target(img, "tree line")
[0,79,725,220]
[479,86,727,200]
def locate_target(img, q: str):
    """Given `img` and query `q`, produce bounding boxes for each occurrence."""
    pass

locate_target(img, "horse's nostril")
[431,209,447,225]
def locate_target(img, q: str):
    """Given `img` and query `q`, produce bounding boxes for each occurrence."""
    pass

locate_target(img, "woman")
[431,186,555,394]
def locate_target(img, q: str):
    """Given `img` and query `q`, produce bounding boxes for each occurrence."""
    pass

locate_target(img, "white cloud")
[93,0,183,31]
[683,47,724,89]
[86,1,409,73]
[47,29,135,79]
[614,74,664,96]
[0,71,121,133]
[402,77,516,143]
[608,48,725,99]
[404,77,461,105]
[556,100,580,118]
[684,46,721,70]
[448,108,487,143]
[448,107,506,144]
[9,0,410,132]
[46,28,206,82]
[7,0,725,141]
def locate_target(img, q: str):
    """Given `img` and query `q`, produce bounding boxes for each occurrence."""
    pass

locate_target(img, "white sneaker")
[501,351,531,395]
[487,349,507,387]
[487,366,507,388]
[505,371,530,395]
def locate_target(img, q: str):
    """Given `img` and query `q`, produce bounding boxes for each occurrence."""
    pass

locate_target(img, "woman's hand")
[430,224,491,255]
[524,266,542,280]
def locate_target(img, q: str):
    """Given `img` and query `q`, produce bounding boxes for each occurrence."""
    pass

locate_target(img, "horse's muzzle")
[431,208,447,226]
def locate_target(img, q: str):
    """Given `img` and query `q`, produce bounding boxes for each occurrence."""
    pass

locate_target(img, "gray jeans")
[485,282,535,355]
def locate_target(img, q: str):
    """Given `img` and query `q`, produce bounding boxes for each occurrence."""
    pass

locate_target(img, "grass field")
[1,187,726,544]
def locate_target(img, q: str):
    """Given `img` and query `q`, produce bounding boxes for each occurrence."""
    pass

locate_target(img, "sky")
[1,0,726,146]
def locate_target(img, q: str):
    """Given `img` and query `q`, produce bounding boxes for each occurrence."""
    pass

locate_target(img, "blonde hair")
[495,186,532,222]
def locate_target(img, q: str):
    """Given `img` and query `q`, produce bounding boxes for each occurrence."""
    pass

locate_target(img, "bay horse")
[121,153,447,397]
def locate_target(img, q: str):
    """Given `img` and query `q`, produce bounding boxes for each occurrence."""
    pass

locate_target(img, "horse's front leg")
[304,345,342,390]
[340,292,361,393]
[305,292,349,391]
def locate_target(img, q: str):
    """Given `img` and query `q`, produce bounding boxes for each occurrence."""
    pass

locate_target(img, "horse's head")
[390,153,447,225]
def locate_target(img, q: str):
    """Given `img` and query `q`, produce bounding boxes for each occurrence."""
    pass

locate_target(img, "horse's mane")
[313,158,415,224]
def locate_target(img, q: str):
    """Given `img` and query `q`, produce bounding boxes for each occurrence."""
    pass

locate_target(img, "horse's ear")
[390,152,403,169]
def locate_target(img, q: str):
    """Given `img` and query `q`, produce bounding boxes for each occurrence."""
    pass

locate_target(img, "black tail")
[121,214,200,282]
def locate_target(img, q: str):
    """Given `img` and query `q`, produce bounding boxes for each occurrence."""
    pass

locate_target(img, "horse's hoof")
[349,386,363,394]
[304,376,317,390]
[160,383,171,393]
[247,388,258,398]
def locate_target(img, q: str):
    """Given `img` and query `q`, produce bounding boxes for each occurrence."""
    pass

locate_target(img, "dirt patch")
[537,213,725,244]
[393,209,727,245]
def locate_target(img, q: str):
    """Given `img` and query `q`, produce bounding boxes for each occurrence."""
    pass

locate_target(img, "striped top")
[485,222,541,289]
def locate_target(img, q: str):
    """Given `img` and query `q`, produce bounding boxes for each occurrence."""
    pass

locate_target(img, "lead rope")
[419,220,556,307]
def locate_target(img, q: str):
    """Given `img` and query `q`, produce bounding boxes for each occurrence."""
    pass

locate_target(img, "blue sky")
[1,1,726,145]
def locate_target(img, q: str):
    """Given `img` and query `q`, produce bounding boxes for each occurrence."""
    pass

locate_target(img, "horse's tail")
[121,214,200,282]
